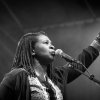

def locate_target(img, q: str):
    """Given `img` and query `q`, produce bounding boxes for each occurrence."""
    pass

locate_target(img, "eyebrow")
[43,39,52,44]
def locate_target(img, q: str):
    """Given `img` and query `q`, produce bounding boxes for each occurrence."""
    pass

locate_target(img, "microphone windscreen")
[55,49,63,56]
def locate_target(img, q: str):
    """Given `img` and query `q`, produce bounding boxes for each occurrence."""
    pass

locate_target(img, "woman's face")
[34,35,55,64]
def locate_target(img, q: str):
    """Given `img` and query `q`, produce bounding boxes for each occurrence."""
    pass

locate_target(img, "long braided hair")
[12,31,53,76]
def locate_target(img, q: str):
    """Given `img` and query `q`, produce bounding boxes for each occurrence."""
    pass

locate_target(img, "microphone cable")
[68,61,100,87]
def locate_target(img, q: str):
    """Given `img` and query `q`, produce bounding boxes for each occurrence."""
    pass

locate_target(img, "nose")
[50,45,55,50]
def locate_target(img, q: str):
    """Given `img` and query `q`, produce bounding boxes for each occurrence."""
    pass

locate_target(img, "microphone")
[55,49,80,64]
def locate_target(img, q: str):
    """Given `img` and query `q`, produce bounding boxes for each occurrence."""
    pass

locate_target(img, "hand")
[96,32,100,43]
[90,32,100,52]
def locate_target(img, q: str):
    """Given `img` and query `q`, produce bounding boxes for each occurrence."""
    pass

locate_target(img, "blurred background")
[0,0,100,100]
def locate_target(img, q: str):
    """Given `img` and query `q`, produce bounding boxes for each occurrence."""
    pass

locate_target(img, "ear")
[31,50,35,56]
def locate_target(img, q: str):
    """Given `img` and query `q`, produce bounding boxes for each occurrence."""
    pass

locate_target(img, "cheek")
[35,45,48,55]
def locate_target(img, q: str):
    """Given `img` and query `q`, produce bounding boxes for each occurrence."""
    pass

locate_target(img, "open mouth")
[50,51,55,56]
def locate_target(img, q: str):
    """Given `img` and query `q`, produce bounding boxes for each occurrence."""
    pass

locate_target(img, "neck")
[33,59,48,80]
[34,58,49,70]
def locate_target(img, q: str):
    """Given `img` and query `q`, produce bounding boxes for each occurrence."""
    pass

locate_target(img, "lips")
[50,51,56,56]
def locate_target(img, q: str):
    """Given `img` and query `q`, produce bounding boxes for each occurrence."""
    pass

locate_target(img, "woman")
[0,31,100,100]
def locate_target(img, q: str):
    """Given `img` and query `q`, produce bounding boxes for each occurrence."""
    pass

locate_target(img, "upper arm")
[0,68,27,100]
[0,74,15,100]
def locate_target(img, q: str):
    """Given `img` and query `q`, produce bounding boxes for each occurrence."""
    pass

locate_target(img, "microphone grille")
[55,49,63,55]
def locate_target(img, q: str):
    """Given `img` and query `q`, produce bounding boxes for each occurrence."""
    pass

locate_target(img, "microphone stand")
[69,60,100,87]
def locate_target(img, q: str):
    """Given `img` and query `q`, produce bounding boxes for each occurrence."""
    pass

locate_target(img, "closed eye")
[43,39,52,45]
[44,41,49,44]
[43,40,49,44]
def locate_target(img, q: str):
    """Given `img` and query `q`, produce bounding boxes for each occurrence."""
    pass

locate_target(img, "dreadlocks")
[12,31,46,75]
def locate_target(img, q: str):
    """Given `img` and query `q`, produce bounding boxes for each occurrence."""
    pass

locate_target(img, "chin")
[45,57,54,64]
[50,55,55,60]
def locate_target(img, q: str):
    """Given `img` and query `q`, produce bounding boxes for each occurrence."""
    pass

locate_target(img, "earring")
[32,50,35,56]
